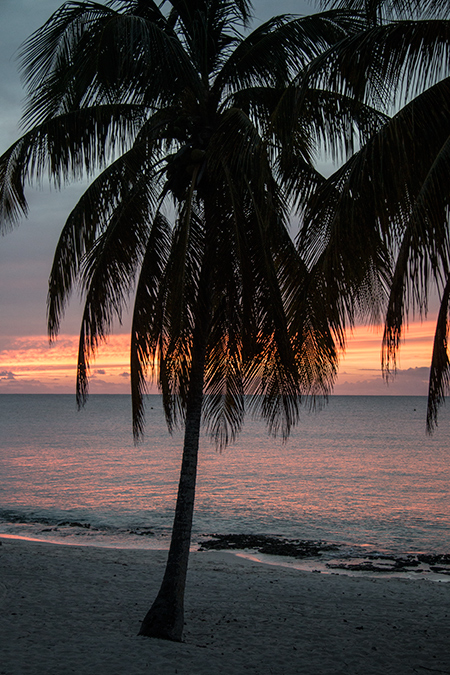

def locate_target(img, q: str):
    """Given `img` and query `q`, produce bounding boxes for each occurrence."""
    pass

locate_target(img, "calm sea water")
[1,394,449,564]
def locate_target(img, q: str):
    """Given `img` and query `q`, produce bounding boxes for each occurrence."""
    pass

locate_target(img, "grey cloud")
[0,371,16,380]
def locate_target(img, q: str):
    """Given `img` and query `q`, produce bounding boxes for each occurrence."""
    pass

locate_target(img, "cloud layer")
[0,322,435,395]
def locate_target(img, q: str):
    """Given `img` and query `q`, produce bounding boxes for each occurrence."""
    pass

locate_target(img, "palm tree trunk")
[138,321,207,641]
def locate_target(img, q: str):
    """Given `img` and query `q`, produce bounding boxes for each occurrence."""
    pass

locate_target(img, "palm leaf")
[0,104,147,230]
[322,0,450,22]
[20,1,202,125]
[302,78,450,325]
[46,107,179,337]
[75,170,157,405]
[213,10,366,98]
[427,275,450,431]
[130,210,172,438]
[304,19,450,111]
[382,119,450,373]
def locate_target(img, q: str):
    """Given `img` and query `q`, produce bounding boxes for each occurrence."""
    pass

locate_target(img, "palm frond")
[382,120,450,374]
[20,0,201,126]
[130,210,172,438]
[75,171,157,406]
[203,339,246,448]
[321,0,450,22]
[20,2,115,93]
[47,148,157,338]
[273,86,389,204]
[427,275,450,432]
[153,181,206,430]
[382,230,412,375]
[46,107,177,338]
[200,202,247,447]
[304,19,450,111]
[0,141,29,229]
[301,78,450,328]
[0,104,147,231]
[213,10,366,98]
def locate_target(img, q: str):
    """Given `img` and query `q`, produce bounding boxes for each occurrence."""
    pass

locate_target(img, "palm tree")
[1,0,441,641]
[301,0,450,431]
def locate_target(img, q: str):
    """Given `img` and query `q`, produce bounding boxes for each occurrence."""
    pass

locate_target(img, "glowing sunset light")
[340,320,435,371]
[0,318,438,396]
[334,319,436,395]
[0,334,145,394]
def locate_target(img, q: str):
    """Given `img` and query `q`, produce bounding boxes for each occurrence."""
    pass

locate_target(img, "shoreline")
[1,537,450,674]
[2,530,450,583]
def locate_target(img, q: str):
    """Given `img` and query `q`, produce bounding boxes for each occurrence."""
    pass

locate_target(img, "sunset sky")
[0,0,439,396]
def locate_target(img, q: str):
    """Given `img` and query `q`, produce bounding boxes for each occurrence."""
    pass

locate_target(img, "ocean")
[1,394,449,577]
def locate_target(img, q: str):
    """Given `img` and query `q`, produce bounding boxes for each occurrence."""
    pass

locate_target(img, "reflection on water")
[0,394,449,555]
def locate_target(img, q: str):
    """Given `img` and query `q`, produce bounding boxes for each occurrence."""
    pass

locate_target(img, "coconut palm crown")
[0,1,376,440]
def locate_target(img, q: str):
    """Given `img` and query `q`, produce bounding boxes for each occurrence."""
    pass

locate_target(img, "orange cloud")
[0,319,439,395]
[334,319,436,394]
[0,334,150,393]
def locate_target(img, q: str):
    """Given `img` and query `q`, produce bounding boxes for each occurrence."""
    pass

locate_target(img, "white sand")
[1,537,449,674]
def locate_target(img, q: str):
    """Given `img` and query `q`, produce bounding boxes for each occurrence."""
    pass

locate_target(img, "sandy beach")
[1,537,449,674]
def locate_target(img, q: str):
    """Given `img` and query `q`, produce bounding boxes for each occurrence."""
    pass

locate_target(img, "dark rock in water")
[430,566,450,575]
[418,553,450,565]
[129,528,154,536]
[327,560,408,573]
[198,534,339,558]
[57,521,91,529]
[327,554,450,574]
[366,554,420,567]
